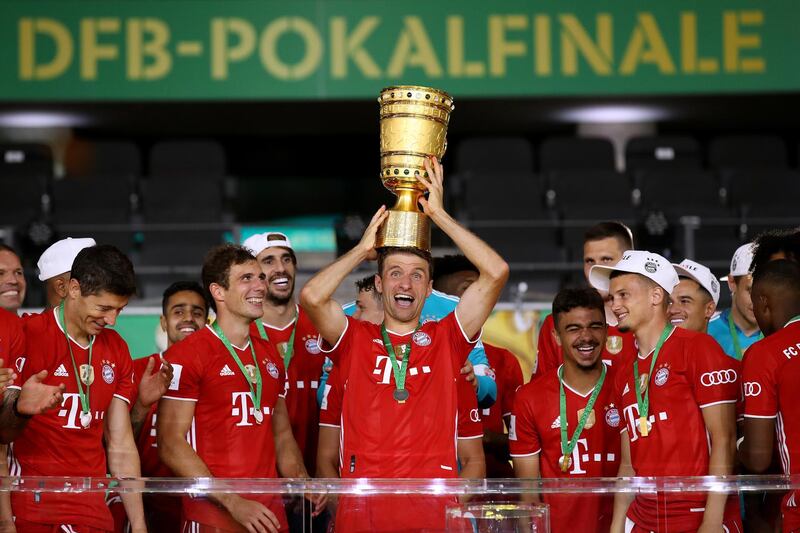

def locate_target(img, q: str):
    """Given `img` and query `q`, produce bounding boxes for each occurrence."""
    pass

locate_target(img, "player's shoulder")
[21,307,52,333]
[519,367,558,399]
[168,325,214,356]
[421,290,459,319]
[707,310,728,333]
[0,307,21,325]
[297,306,319,333]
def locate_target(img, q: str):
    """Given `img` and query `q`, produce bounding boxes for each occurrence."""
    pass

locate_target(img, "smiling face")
[256,247,296,306]
[554,306,607,370]
[0,250,26,311]
[609,273,665,333]
[67,281,130,338]
[212,260,267,321]
[583,237,626,287]
[668,278,715,333]
[375,252,433,326]
[160,290,208,346]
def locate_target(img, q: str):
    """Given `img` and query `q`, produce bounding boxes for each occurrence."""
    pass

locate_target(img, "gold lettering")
[127,18,171,80]
[259,17,322,80]
[680,13,718,74]
[330,16,381,78]
[80,18,120,80]
[446,16,485,77]
[211,18,256,80]
[387,16,442,77]
[559,14,612,76]
[620,13,675,75]
[488,15,528,77]
[19,18,73,80]
[723,10,765,73]
[534,15,551,76]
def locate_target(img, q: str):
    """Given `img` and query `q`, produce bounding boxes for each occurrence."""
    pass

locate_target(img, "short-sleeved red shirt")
[162,325,287,531]
[614,326,740,531]
[10,309,135,530]
[742,318,800,531]
[510,363,620,533]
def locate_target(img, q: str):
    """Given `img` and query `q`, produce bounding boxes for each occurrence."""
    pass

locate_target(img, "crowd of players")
[0,156,798,532]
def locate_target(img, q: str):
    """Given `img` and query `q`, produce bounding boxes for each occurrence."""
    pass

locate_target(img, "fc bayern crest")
[605,407,620,428]
[412,331,432,347]
[102,364,115,384]
[644,261,658,274]
[266,362,280,379]
[654,367,669,387]
[305,338,321,355]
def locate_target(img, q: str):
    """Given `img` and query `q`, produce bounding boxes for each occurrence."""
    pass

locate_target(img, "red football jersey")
[614,327,740,531]
[130,355,175,479]
[250,307,322,475]
[163,325,287,531]
[742,318,800,531]
[319,362,483,440]
[320,312,477,532]
[9,308,135,530]
[510,363,620,533]
[534,313,636,379]
[481,343,523,478]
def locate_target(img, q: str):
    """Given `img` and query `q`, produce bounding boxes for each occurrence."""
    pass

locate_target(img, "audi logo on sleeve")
[743,381,762,397]
[700,369,738,386]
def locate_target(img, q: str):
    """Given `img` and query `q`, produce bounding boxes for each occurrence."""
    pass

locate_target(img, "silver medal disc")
[393,389,410,402]
[80,411,92,429]
[558,454,573,471]
[253,409,264,424]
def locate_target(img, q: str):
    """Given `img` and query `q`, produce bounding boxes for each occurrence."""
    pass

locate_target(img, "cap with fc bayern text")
[589,250,679,295]
[37,237,96,281]
[673,258,721,305]
[719,242,755,281]
[242,232,294,257]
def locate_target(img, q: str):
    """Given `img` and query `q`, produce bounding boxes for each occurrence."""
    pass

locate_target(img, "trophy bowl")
[376,85,455,251]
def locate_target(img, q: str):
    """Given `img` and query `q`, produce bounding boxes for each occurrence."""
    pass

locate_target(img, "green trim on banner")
[0,0,796,101]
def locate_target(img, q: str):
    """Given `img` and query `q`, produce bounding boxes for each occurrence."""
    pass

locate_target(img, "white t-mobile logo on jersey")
[57,393,85,429]
[231,392,267,427]
[567,438,590,475]
[373,355,393,385]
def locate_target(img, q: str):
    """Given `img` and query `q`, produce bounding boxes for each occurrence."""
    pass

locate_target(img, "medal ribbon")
[255,310,298,371]
[728,311,763,361]
[633,324,673,434]
[380,323,419,396]
[786,315,800,328]
[213,322,262,413]
[558,363,606,469]
[58,301,92,417]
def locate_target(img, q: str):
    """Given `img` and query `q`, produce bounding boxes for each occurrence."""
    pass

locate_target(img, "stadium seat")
[637,170,727,218]
[539,137,616,172]
[0,143,52,226]
[455,137,534,173]
[727,169,800,217]
[709,135,788,170]
[140,140,228,266]
[545,171,635,220]
[625,136,702,173]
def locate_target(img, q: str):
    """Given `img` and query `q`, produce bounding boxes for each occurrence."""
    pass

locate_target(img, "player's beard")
[267,289,293,306]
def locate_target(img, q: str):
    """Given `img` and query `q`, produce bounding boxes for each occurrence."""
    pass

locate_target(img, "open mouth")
[574,344,598,357]
[246,297,263,306]
[394,294,414,309]
[270,276,291,289]
[0,290,19,298]
[178,324,198,334]
[616,312,628,322]
[670,316,686,325]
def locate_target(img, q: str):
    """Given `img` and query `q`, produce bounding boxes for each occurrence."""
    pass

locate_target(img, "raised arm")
[419,157,509,339]
[300,207,388,345]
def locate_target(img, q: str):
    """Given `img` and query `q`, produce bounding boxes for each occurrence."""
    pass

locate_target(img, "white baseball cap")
[673,259,720,305]
[242,232,294,257]
[589,250,679,294]
[719,243,755,281]
[37,237,96,281]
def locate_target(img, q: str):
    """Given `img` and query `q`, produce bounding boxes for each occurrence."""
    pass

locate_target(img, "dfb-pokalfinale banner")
[0,0,797,101]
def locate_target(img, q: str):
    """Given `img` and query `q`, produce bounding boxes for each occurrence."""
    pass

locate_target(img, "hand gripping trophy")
[376,85,454,251]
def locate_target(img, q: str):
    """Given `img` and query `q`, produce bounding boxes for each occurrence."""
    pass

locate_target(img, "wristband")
[12,397,33,420]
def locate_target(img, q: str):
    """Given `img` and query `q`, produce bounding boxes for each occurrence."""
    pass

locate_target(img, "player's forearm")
[316,453,340,478]
[458,448,486,479]
[0,451,11,523]
[107,443,147,531]
[428,209,509,286]
[610,461,635,533]
[702,430,736,527]
[275,431,308,478]
[0,390,30,443]
[300,245,369,312]
[130,400,150,440]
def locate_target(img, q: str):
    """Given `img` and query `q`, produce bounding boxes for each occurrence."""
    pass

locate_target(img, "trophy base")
[376,209,431,251]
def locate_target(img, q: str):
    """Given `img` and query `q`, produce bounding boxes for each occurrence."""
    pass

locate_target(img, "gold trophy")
[376,85,454,251]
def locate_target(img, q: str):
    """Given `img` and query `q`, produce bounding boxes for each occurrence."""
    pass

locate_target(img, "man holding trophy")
[300,86,508,531]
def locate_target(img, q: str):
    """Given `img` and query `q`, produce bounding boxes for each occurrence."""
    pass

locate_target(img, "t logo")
[57,393,83,429]
[231,392,258,427]
[373,355,393,385]
[567,438,589,475]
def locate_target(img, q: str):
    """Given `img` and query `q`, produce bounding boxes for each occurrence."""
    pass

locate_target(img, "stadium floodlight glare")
[557,104,668,123]
[0,111,88,128]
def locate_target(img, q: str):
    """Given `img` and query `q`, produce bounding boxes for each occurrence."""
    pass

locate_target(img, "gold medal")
[244,364,258,384]
[577,408,596,429]
[558,454,572,472]
[638,416,650,437]
[606,336,623,355]
[80,364,94,386]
